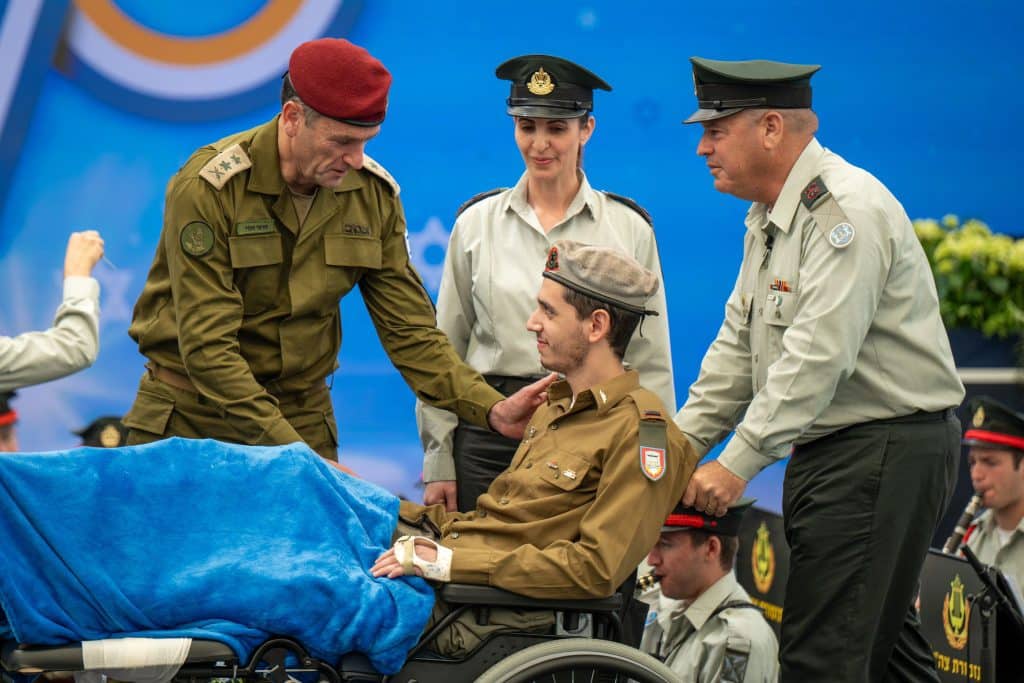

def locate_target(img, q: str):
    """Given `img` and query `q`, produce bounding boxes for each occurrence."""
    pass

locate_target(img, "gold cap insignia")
[942,574,970,650]
[527,67,555,96]
[752,522,776,594]
[972,406,985,428]
[99,423,121,448]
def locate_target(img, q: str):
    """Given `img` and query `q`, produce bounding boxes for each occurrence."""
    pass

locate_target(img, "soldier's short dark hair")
[561,288,641,360]
[686,529,740,571]
[280,75,320,124]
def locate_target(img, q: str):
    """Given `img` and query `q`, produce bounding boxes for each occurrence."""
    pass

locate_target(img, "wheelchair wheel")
[475,638,676,683]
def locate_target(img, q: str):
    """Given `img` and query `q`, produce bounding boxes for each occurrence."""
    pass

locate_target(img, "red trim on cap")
[665,513,718,529]
[0,410,17,426]
[964,429,1024,452]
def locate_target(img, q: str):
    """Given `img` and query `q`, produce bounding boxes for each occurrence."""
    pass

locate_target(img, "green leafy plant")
[913,215,1024,341]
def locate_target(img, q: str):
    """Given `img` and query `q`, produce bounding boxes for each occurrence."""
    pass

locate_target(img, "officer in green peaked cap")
[496,54,611,119]
[684,57,820,123]
[675,50,964,683]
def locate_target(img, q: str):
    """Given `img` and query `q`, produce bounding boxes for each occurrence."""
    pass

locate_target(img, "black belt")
[868,408,955,425]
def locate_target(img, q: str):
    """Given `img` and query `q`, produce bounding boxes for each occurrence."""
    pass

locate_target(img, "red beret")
[288,38,391,126]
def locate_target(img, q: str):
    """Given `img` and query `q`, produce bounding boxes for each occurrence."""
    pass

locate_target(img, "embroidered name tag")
[235,221,275,236]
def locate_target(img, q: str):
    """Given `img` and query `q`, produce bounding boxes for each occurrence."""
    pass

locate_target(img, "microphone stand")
[960,545,1024,683]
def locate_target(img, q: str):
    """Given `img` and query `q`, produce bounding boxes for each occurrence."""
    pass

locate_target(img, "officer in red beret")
[125,38,553,461]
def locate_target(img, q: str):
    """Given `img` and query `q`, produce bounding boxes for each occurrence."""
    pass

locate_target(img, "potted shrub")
[913,215,1024,367]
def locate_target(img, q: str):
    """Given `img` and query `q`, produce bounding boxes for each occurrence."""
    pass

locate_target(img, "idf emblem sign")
[752,522,776,594]
[942,574,970,650]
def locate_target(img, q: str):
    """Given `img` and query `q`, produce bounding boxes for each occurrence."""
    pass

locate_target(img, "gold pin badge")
[527,67,555,96]
[973,406,985,428]
[99,424,121,448]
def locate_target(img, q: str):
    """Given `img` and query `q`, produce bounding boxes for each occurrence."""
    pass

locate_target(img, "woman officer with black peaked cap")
[416,54,676,512]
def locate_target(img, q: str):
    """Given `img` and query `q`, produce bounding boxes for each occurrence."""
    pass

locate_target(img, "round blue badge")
[828,222,855,248]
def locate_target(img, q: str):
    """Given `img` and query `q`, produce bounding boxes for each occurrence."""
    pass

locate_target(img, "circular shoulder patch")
[180,221,214,257]
[828,222,855,248]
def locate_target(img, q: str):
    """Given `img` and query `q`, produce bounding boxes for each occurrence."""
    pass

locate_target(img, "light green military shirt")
[416,170,675,481]
[676,138,964,480]
[639,572,779,682]
[0,276,99,392]
[966,510,1024,593]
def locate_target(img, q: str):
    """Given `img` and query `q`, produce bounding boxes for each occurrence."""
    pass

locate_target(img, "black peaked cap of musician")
[662,497,755,536]
[684,56,821,124]
[74,416,128,448]
[496,54,611,119]
[963,395,1024,450]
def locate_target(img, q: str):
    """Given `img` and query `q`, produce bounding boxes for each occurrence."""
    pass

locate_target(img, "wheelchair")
[1,583,676,683]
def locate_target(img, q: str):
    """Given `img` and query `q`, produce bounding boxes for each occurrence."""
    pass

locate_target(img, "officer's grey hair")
[280,75,321,125]
[741,108,818,136]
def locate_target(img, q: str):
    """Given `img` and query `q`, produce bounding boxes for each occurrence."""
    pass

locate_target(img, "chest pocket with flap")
[763,288,797,327]
[324,234,383,296]
[229,233,283,314]
[536,450,593,492]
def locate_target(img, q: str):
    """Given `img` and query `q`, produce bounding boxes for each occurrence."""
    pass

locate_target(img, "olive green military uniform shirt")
[416,170,675,482]
[966,510,1024,592]
[677,138,964,481]
[639,573,779,682]
[400,370,697,598]
[127,118,502,446]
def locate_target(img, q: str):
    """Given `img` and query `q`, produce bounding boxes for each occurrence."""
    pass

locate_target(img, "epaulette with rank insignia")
[362,155,400,195]
[456,188,506,217]
[800,175,829,210]
[628,389,668,482]
[603,191,653,227]
[199,143,252,190]
[803,177,856,250]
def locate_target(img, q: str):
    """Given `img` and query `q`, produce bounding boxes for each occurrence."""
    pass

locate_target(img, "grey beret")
[542,240,660,316]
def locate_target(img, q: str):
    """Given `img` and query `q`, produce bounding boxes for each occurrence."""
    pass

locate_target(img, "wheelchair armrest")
[439,583,623,613]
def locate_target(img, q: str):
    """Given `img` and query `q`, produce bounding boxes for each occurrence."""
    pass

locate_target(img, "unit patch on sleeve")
[180,221,214,257]
[641,446,666,481]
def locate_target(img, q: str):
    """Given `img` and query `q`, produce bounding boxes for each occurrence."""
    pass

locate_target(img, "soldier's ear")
[281,101,304,136]
[587,308,612,344]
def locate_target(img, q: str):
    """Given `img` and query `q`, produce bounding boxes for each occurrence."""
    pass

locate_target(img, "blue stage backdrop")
[0,0,1020,507]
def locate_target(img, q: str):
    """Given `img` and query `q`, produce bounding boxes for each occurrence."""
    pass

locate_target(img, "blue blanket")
[0,438,435,674]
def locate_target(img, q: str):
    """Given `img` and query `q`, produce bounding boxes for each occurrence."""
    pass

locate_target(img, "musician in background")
[639,499,778,682]
[963,396,1024,589]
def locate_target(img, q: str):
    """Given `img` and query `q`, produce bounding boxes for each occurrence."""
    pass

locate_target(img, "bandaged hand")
[370,535,452,582]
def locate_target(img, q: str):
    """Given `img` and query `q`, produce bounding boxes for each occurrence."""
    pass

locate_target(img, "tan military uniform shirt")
[127,118,502,446]
[0,276,100,392]
[966,510,1024,592]
[639,573,779,682]
[417,170,675,481]
[676,138,964,480]
[401,370,696,598]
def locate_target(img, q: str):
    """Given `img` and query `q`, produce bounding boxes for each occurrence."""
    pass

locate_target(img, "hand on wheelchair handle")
[423,480,457,511]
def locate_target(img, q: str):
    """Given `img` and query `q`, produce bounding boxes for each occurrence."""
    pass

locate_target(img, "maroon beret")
[288,38,391,126]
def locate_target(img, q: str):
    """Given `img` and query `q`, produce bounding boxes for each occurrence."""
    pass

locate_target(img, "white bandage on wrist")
[393,535,453,582]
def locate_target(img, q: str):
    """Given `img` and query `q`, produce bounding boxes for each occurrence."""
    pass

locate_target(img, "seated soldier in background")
[639,500,779,682]
[0,392,17,452]
[373,240,697,654]
[963,396,1024,590]
[74,416,128,448]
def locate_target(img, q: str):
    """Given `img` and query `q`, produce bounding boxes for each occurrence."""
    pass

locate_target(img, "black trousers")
[452,375,539,513]
[780,409,960,682]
